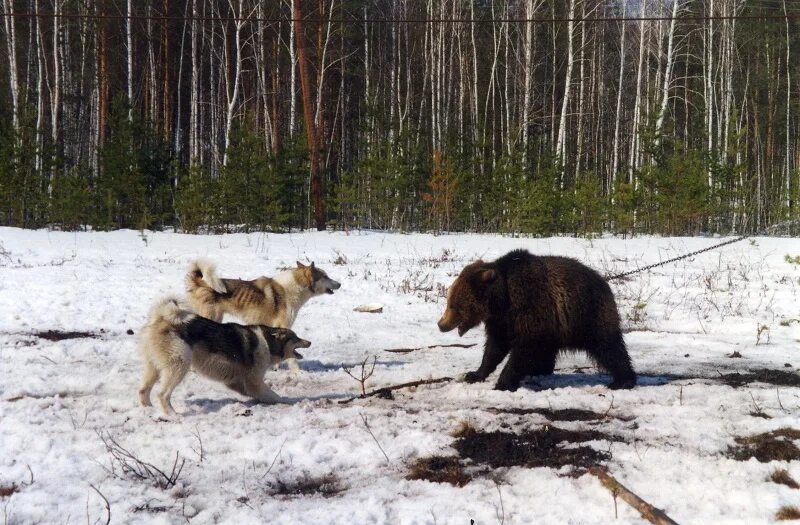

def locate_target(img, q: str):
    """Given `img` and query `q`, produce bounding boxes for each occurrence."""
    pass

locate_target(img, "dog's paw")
[459,371,485,384]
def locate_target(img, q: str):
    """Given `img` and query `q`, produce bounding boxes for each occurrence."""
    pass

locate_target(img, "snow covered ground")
[1,227,800,524]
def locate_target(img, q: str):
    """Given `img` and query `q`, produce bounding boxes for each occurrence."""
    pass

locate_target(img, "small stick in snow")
[589,467,679,525]
[384,343,476,353]
[360,413,390,463]
[338,376,454,404]
[88,484,111,525]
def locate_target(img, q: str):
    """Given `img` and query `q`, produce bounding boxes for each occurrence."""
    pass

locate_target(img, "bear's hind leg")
[526,348,557,377]
[589,331,636,390]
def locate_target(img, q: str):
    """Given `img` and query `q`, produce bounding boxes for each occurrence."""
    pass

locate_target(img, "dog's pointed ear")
[296,261,306,268]
[310,261,316,269]
[480,269,497,283]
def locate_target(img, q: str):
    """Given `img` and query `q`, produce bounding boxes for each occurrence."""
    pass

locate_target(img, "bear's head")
[437,260,501,336]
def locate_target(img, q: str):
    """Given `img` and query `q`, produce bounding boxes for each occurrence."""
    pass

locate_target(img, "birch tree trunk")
[127,0,134,121]
[2,0,20,131]
[783,0,791,212]
[611,1,627,195]
[34,0,46,173]
[222,0,245,167]
[289,0,297,138]
[189,0,199,162]
[555,0,576,180]
[628,4,646,185]
[654,0,679,144]
[50,0,62,185]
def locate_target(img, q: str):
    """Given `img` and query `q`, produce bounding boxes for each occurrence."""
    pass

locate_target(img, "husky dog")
[185,259,341,329]
[138,297,311,415]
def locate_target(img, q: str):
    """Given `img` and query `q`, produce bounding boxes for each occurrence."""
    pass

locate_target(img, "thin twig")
[777,387,787,412]
[98,431,184,489]
[23,464,33,487]
[360,414,390,463]
[338,376,453,404]
[493,479,505,525]
[88,484,111,525]
[190,426,205,462]
[260,438,288,480]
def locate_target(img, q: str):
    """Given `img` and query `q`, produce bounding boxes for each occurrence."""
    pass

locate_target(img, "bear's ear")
[480,269,497,283]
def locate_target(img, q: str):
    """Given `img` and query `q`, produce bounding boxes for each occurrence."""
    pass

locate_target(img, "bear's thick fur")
[437,249,636,391]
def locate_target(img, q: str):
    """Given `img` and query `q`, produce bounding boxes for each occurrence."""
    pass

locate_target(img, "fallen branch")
[338,377,453,404]
[384,343,476,354]
[589,467,679,525]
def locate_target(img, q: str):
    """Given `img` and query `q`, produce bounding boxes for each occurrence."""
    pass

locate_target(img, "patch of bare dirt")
[487,407,606,421]
[771,469,800,489]
[453,426,618,474]
[729,429,800,462]
[0,483,19,498]
[719,369,800,388]
[406,456,471,487]
[776,506,800,521]
[34,330,98,341]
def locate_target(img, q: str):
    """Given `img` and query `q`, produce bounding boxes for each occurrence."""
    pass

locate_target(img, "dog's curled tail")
[148,296,195,326]
[186,258,227,294]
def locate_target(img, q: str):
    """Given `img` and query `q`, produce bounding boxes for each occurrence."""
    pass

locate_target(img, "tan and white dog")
[185,259,340,329]
[138,296,311,415]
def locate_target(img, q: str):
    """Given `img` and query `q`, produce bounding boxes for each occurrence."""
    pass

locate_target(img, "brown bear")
[437,249,636,391]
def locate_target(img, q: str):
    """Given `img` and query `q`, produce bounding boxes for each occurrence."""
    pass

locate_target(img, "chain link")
[606,235,750,281]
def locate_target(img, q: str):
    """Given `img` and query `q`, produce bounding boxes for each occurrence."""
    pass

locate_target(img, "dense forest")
[0,0,798,235]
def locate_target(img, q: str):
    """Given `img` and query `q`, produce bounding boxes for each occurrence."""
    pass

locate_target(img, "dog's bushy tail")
[148,296,195,326]
[186,258,227,294]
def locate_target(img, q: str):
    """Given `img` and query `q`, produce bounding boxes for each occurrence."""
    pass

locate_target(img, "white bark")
[1,0,20,130]
[127,0,134,120]
[611,1,627,193]
[654,0,680,144]
[784,0,791,212]
[222,0,245,167]
[628,2,646,184]
[555,0,576,173]
[34,0,46,173]
[705,0,715,189]
[190,0,199,162]
[521,0,536,163]
[575,0,587,173]
[289,0,297,138]
[50,0,62,169]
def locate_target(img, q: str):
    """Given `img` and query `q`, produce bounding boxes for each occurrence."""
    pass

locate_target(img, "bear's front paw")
[460,371,486,383]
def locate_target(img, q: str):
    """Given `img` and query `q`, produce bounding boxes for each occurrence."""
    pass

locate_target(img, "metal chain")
[606,235,750,281]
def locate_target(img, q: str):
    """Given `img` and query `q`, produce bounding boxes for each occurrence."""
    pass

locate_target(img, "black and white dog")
[138,296,311,415]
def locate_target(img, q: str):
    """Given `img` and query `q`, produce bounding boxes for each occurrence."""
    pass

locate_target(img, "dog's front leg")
[244,377,287,404]
[285,357,301,375]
